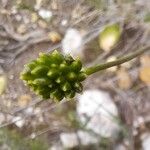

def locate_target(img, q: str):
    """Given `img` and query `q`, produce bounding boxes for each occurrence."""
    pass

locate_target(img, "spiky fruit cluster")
[20,50,87,101]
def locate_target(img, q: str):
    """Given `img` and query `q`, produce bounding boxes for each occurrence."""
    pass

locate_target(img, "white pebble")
[38,9,52,21]
[77,89,120,137]
[62,28,83,58]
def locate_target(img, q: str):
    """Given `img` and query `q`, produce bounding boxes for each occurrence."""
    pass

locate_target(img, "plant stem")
[84,46,150,75]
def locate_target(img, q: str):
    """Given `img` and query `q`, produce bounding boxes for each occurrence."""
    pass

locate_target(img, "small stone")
[77,130,98,145]
[1,144,11,150]
[17,24,27,34]
[133,116,145,128]
[38,116,44,122]
[30,133,36,139]
[141,133,150,150]
[51,1,58,10]
[31,13,38,23]
[24,107,34,115]
[50,144,62,150]
[18,94,32,107]
[11,6,17,14]
[62,28,83,57]
[117,68,132,90]
[38,9,52,21]
[38,20,48,28]
[15,14,22,21]
[9,74,14,80]
[77,89,120,138]
[140,55,150,66]
[139,54,150,85]
[60,130,99,149]
[61,19,68,26]
[60,132,78,149]
[115,144,126,150]
[0,9,10,15]
[12,116,25,128]
[5,101,11,108]
[139,66,150,85]
[48,31,61,43]
[34,0,42,10]
[34,107,41,114]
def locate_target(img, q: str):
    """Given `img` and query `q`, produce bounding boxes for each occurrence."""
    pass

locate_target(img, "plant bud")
[33,78,51,85]
[67,72,77,81]
[20,50,87,101]
[25,60,37,70]
[74,82,83,93]
[37,53,52,65]
[47,69,59,79]
[78,72,87,81]
[61,82,71,92]
[50,50,64,64]
[50,89,63,101]
[65,54,74,64]
[59,62,69,73]
[70,58,82,72]
[65,91,75,99]
[55,76,65,84]
[31,66,49,75]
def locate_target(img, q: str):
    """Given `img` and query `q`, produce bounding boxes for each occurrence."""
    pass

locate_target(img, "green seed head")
[20,50,87,101]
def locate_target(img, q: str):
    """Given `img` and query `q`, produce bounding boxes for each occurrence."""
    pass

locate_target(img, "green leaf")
[99,24,121,51]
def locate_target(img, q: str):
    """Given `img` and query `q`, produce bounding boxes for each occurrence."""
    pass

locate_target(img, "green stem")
[85,46,150,75]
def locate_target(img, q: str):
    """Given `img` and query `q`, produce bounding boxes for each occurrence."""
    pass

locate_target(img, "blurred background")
[0,0,150,150]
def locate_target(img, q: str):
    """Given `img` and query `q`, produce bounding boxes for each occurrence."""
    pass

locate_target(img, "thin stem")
[84,46,150,75]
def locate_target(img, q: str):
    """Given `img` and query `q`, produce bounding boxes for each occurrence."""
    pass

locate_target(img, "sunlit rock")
[38,9,52,21]
[62,28,83,58]
[114,144,126,150]
[12,116,25,128]
[50,144,62,150]
[141,133,150,150]
[77,89,120,138]
[60,130,98,149]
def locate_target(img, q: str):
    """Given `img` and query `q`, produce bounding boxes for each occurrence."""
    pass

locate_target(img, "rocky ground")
[0,0,150,150]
